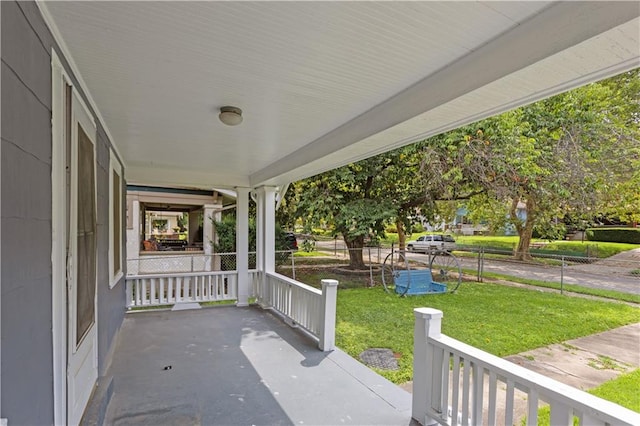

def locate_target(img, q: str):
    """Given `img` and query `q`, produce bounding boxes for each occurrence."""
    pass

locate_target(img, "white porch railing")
[412,308,640,426]
[126,270,258,308]
[125,264,338,352]
[256,272,338,351]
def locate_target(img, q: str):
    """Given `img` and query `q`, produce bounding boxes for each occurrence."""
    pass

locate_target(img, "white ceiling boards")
[40,1,640,189]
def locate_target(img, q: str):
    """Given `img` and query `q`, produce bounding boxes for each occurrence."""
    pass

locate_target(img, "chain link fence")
[126,238,639,295]
[276,246,384,289]
[277,237,640,295]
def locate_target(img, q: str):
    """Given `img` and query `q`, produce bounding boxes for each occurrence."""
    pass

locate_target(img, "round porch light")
[219,106,243,126]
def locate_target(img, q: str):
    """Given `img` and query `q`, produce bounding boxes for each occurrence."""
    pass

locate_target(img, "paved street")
[456,256,640,295]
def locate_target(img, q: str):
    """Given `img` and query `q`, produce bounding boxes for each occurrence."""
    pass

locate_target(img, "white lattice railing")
[257,272,338,351]
[412,308,640,426]
[126,253,239,275]
[126,271,239,308]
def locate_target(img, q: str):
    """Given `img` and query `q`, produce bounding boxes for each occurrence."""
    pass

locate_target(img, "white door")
[67,91,98,425]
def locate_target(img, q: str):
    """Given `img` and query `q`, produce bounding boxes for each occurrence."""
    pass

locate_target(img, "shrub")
[586,227,640,244]
[412,223,425,233]
[385,225,398,233]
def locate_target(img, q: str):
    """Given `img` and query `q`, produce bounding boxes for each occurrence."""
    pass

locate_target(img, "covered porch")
[91,290,640,426]
[96,305,415,425]
[7,1,636,425]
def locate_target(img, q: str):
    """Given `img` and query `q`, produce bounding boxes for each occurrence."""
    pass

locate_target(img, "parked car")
[406,234,456,253]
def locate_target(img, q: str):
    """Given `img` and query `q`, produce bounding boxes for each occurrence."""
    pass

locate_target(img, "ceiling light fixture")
[219,106,243,126]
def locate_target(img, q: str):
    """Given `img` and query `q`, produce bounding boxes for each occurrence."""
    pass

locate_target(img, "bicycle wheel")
[429,251,462,292]
[382,251,410,295]
[381,252,396,294]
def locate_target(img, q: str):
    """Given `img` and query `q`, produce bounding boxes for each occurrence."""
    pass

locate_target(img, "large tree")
[436,70,640,259]
[291,70,639,263]
[295,157,396,269]
[293,142,480,267]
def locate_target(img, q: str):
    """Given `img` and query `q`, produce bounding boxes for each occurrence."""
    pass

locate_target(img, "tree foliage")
[290,69,639,262]
[295,157,396,268]
[422,70,640,258]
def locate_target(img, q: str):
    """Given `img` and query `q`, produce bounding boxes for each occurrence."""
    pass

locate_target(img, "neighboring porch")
[97,305,415,425]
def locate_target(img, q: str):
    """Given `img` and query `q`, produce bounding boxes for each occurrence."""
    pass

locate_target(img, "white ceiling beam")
[126,165,249,190]
[250,1,639,187]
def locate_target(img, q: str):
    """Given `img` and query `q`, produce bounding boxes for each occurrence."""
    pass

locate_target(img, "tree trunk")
[512,197,536,261]
[396,218,406,251]
[395,218,407,261]
[344,235,367,269]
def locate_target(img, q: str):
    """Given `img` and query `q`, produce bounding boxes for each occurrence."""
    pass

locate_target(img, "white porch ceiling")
[40,1,639,189]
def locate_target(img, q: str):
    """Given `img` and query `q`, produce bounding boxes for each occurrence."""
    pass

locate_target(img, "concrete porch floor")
[97,305,416,425]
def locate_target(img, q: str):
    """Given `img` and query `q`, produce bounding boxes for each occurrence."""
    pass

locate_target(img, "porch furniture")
[394,270,447,295]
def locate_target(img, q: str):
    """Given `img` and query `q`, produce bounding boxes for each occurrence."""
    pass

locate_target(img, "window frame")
[109,150,124,287]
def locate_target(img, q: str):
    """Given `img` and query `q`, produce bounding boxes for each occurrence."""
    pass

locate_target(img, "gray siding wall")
[1,1,126,424]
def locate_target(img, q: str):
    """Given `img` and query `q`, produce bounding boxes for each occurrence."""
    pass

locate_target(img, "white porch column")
[188,208,202,246]
[256,186,277,273]
[255,189,265,272]
[125,198,141,275]
[203,204,217,255]
[235,187,251,306]
[203,203,218,271]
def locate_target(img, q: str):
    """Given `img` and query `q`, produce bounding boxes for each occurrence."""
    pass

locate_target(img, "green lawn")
[293,250,327,257]
[590,368,640,412]
[475,270,640,304]
[452,236,638,258]
[331,283,640,384]
[529,369,640,424]
[544,241,639,258]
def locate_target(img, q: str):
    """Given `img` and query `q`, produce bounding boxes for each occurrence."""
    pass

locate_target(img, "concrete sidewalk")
[506,322,640,391]
[401,322,640,423]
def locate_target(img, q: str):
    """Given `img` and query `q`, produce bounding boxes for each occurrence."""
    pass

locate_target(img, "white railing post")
[412,307,443,426]
[125,280,133,308]
[319,279,339,351]
[258,272,272,309]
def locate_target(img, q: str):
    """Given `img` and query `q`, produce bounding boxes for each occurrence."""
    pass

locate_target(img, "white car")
[407,234,456,253]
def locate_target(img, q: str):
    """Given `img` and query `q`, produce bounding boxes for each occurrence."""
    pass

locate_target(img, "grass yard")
[528,369,640,424]
[472,270,640,304]
[589,368,640,412]
[541,241,639,258]
[293,250,326,257]
[330,283,640,384]
[452,236,638,258]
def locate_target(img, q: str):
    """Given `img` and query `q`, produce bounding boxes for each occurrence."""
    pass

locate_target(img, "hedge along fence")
[586,227,640,244]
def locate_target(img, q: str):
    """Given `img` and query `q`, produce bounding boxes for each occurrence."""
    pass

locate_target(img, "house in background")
[452,202,528,236]
[2,1,639,424]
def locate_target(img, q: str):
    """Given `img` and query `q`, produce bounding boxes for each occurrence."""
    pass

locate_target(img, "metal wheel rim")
[429,252,462,292]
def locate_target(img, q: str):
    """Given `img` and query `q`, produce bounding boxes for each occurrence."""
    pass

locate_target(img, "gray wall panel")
[0,1,51,107]
[0,148,51,294]
[0,123,52,221]
[1,63,52,180]
[96,124,126,375]
[1,0,126,422]
[1,276,54,424]
[1,2,55,420]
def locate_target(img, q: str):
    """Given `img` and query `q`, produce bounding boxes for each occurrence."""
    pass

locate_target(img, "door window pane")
[76,124,96,345]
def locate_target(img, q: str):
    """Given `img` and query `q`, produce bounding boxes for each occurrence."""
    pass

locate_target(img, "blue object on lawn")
[394,269,447,295]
